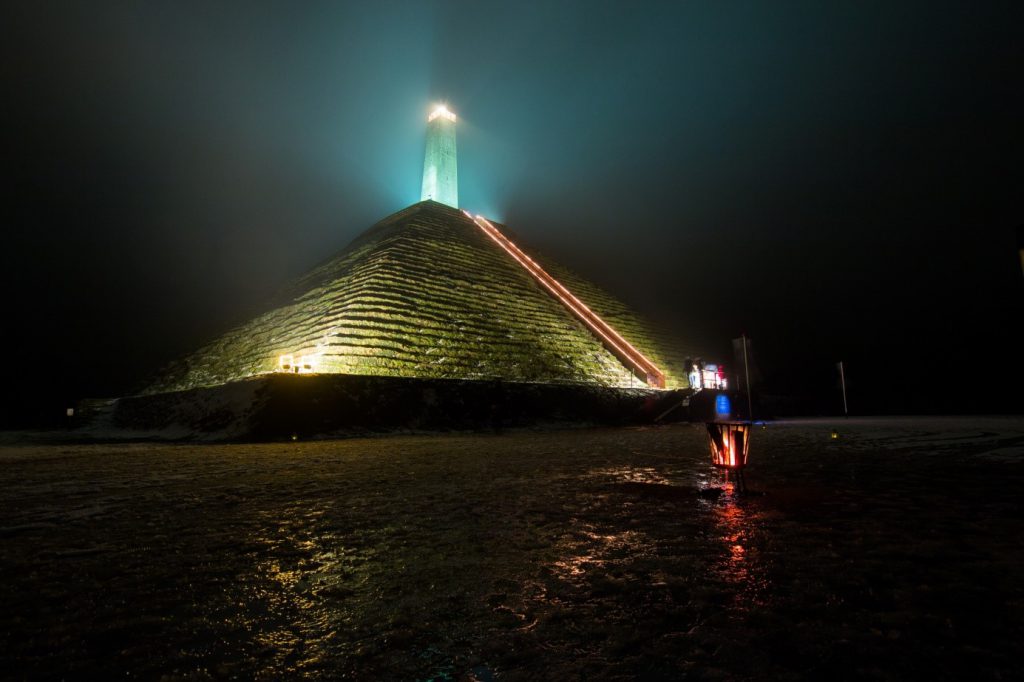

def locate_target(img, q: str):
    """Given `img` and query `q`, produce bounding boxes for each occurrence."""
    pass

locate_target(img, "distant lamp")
[278,354,295,372]
[831,430,839,440]
[706,421,751,491]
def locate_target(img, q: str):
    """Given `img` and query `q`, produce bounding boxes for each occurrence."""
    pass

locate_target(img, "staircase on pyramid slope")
[145,105,697,395]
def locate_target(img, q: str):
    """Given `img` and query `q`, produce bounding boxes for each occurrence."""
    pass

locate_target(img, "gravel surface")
[1,417,1022,680]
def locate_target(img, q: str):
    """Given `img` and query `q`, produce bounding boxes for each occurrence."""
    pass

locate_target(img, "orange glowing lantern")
[706,421,751,489]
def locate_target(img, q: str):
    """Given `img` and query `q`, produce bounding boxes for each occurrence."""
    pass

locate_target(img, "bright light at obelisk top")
[428,104,456,122]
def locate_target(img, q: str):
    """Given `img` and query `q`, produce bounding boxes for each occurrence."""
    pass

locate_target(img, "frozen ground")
[0,416,1022,680]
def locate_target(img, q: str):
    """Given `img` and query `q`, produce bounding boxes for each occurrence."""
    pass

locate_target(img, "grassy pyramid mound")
[146,201,695,394]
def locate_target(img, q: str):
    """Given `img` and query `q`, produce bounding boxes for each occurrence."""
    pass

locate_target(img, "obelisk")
[420,104,458,208]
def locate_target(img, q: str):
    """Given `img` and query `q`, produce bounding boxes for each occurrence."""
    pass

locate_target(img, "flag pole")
[839,360,848,417]
[743,334,753,421]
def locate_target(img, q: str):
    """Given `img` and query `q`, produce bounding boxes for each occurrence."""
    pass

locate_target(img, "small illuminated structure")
[421,104,458,208]
[705,364,727,390]
[278,353,320,374]
[465,211,666,388]
[706,421,751,490]
[688,362,727,391]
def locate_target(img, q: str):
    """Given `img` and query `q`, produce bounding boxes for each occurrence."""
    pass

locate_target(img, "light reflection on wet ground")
[1,417,1023,679]
[705,484,772,610]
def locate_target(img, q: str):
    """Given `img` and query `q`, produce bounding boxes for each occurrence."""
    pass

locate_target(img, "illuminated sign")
[715,394,731,415]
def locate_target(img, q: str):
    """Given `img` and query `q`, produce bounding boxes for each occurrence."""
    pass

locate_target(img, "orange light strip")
[465,210,666,388]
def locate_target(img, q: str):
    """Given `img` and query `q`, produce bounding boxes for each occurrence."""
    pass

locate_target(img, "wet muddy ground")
[1,417,1022,680]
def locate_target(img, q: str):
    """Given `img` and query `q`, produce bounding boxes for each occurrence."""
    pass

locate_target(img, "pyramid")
[145,105,699,396]
[145,200,696,395]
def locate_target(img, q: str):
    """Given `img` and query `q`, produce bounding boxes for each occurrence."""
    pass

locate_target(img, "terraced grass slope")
[535,256,696,390]
[146,201,695,394]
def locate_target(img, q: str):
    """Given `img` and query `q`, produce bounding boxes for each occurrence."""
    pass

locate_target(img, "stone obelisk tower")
[420,104,458,208]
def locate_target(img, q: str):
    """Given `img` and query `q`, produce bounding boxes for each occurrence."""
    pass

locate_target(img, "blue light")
[715,394,731,415]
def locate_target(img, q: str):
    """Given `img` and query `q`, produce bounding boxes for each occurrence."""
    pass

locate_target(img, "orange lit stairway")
[466,211,666,389]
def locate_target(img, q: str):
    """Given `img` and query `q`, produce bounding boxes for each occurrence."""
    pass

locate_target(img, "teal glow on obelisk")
[420,104,458,208]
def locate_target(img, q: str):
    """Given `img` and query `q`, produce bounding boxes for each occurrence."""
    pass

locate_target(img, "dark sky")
[3,0,1022,424]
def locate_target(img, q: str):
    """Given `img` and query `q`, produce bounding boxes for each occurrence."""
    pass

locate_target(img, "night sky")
[3,1,1022,425]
